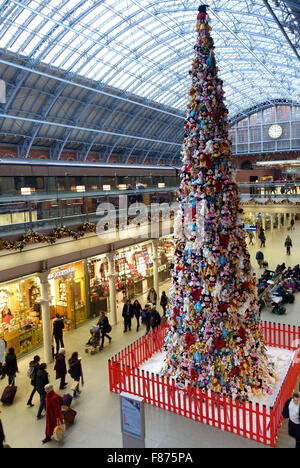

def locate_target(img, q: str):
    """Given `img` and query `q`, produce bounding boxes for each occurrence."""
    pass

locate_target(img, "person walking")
[160,291,169,316]
[141,304,151,335]
[42,384,64,444]
[291,217,295,230]
[122,299,133,333]
[5,347,18,386]
[285,235,293,256]
[258,228,266,248]
[150,305,161,331]
[68,352,84,399]
[54,349,68,390]
[147,287,157,306]
[248,231,254,246]
[27,355,40,407]
[53,314,65,356]
[132,300,142,332]
[255,250,264,269]
[282,392,300,448]
[97,311,112,349]
[36,363,49,420]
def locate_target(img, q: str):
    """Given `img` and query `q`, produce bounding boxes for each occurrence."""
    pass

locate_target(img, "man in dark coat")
[150,306,161,330]
[53,314,65,355]
[36,363,49,420]
[97,311,112,349]
[122,299,133,333]
[141,304,151,335]
[282,392,300,448]
[54,349,67,390]
[5,347,18,386]
[27,355,40,407]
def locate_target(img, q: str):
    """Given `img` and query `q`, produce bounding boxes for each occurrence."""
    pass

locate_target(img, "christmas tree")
[162,5,276,401]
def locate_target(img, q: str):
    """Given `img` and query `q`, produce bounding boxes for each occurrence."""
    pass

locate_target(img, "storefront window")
[115,243,154,301]
[0,275,43,356]
[48,261,86,330]
[87,256,109,317]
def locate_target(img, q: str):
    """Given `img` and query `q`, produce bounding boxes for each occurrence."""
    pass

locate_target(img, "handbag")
[53,419,66,442]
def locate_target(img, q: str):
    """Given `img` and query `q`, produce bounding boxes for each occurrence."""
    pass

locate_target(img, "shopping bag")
[53,420,66,442]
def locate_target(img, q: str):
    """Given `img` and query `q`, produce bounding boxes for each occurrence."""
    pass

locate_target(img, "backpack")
[27,364,36,380]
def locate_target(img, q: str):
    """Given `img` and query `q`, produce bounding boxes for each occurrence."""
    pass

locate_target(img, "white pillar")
[152,240,160,302]
[38,270,53,364]
[262,213,266,231]
[277,214,281,229]
[107,252,118,325]
[270,214,274,233]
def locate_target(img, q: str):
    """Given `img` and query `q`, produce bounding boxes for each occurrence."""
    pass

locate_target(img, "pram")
[85,326,101,354]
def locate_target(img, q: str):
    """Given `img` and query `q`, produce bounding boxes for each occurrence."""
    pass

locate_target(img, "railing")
[1,181,300,239]
[108,321,300,447]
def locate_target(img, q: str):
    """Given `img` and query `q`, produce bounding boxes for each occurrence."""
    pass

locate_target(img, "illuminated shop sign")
[48,267,75,280]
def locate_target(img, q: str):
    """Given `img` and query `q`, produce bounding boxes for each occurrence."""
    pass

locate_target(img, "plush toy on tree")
[161,3,276,401]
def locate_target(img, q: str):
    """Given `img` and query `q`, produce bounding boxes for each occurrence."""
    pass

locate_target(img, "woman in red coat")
[42,384,63,444]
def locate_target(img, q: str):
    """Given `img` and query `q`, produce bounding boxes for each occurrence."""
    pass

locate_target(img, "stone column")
[283,212,286,227]
[38,270,53,364]
[270,214,274,233]
[262,213,266,231]
[152,240,160,302]
[107,252,118,325]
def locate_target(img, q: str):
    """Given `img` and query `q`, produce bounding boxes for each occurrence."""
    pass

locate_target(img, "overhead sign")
[48,267,75,280]
[244,224,258,231]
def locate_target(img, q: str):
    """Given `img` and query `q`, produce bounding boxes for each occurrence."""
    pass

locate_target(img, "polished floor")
[0,223,300,449]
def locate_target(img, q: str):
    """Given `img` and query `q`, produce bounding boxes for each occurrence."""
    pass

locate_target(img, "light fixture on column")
[158,182,165,188]
[103,185,111,191]
[76,185,86,193]
[118,184,127,190]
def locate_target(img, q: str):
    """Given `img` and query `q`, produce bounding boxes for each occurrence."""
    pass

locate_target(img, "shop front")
[115,242,154,302]
[48,261,87,330]
[158,237,174,283]
[0,274,43,356]
[87,255,109,317]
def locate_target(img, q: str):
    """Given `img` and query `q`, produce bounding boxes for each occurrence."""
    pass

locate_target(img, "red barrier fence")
[108,321,300,447]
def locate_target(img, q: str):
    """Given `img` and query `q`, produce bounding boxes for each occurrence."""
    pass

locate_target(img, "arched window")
[240,160,253,170]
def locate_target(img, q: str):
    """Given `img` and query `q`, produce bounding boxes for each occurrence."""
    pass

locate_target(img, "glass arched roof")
[0,0,299,119]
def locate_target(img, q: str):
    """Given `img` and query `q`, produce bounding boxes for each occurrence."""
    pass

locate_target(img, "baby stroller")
[85,326,101,354]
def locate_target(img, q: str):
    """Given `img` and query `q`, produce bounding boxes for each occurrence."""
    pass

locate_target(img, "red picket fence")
[108,321,300,447]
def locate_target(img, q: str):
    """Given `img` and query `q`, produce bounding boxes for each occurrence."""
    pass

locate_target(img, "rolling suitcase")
[1,385,17,404]
[62,406,77,424]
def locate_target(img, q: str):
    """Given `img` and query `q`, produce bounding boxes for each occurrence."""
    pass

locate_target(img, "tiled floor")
[0,224,299,449]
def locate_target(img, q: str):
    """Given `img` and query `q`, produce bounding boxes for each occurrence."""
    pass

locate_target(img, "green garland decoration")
[0,223,96,252]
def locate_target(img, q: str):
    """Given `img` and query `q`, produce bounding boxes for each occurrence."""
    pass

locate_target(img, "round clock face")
[268,124,283,139]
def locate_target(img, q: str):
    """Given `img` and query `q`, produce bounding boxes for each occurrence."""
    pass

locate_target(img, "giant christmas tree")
[162,5,276,401]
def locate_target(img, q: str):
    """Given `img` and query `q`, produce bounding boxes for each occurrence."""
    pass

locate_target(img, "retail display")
[115,243,154,298]
[0,276,43,356]
[162,5,275,401]
[49,262,86,329]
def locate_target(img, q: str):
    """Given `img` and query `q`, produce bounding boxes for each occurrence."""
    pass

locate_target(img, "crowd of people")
[0,313,84,446]
[122,288,168,335]
[257,263,300,315]
[0,287,169,447]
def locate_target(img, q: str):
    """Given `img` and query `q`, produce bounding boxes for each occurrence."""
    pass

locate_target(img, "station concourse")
[0,0,299,451]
